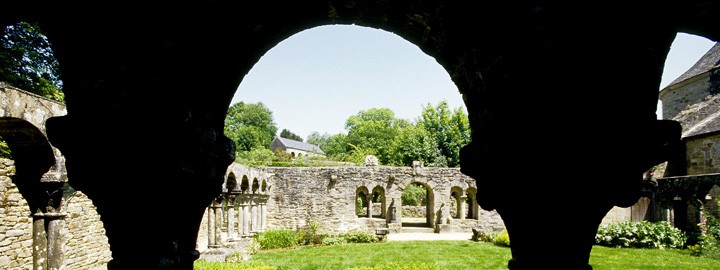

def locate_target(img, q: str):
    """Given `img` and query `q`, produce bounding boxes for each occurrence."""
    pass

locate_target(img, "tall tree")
[418,101,471,167]
[0,21,63,102]
[307,131,349,159]
[345,108,408,164]
[388,124,443,166]
[224,102,277,151]
[280,129,303,142]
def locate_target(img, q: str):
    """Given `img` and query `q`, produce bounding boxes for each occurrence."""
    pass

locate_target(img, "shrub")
[492,229,510,247]
[298,220,325,245]
[321,235,345,246]
[255,229,299,250]
[595,221,686,249]
[342,230,378,243]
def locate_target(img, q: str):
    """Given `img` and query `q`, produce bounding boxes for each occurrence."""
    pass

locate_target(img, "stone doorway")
[400,182,434,230]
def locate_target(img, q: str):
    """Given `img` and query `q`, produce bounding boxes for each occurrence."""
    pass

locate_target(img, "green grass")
[194,241,719,270]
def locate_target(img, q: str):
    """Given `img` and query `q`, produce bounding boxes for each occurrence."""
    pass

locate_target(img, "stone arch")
[261,179,268,193]
[0,117,57,211]
[371,185,386,218]
[401,181,435,228]
[466,187,479,219]
[450,186,464,219]
[291,152,296,158]
[225,172,237,193]
[252,178,259,194]
[356,186,370,217]
[240,175,250,194]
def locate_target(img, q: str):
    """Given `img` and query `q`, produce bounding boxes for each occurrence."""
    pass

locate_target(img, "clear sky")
[232,25,717,139]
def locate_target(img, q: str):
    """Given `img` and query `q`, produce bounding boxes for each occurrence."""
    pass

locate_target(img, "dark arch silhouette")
[4,2,719,269]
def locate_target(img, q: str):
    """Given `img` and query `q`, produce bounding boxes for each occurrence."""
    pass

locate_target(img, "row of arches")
[354,183,480,226]
[225,172,269,194]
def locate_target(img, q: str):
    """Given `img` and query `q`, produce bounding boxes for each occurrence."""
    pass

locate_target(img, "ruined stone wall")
[0,159,110,269]
[263,166,505,234]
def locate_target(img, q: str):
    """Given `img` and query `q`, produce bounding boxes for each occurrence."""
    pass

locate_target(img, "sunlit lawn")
[194,241,719,270]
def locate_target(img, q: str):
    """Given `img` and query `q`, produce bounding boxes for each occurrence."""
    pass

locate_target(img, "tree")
[417,101,471,167]
[280,129,303,142]
[345,108,408,164]
[307,131,349,160]
[387,124,442,166]
[0,21,63,102]
[224,102,277,151]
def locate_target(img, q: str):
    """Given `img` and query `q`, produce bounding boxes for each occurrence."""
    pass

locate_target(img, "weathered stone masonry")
[262,165,506,234]
[0,159,110,270]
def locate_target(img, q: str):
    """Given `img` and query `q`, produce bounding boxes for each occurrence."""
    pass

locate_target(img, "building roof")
[275,137,325,154]
[665,42,720,89]
[664,42,720,139]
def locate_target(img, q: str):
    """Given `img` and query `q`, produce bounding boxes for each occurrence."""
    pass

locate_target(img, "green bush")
[492,229,510,247]
[254,229,299,250]
[342,230,378,243]
[236,148,275,167]
[401,183,426,206]
[349,262,440,270]
[298,220,325,245]
[595,221,686,249]
[321,235,345,246]
[690,201,720,259]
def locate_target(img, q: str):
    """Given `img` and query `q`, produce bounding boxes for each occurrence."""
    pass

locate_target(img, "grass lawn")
[195,241,719,270]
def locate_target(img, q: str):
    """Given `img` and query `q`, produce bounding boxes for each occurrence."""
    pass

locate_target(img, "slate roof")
[667,42,720,139]
[665,42,720,89]
[275,137,325,154]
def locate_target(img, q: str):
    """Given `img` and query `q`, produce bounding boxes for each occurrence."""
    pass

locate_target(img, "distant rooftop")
[664,42,720,89]
[275,137,325,154]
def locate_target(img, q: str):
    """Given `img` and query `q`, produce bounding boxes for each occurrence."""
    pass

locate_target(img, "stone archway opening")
[400,182,434,229]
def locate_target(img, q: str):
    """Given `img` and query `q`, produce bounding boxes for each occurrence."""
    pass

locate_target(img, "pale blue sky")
[232,25,716,139]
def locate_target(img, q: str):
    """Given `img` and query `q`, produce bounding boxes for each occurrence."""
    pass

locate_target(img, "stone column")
[32,215,48,270]
[236,195,245,238]
[242,196,250,236]
[366,195,372,218]
[206,207,215,247]
[226,195,236,241]
[460,196,467,220]
[46,213,66,270]
[259,196,267,231]
[250,196,258,233]
[208,198,223,248]
[32,212,68,270]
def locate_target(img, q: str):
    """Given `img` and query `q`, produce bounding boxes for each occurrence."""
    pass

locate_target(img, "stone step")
[400,227,435,233]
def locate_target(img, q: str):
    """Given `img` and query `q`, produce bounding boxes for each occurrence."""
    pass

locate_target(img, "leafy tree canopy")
[345,108,408,164]
[417,100,470,167]
[387,124,443,167]
[224,102,277,151]
[0,21,63,102]
[280,129,303,142]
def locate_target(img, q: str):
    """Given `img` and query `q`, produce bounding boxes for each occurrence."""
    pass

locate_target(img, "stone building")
[270,137,325,158]
[652,42,720,238]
